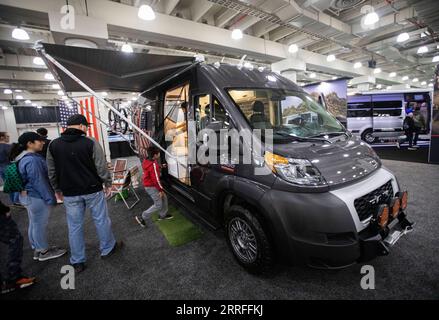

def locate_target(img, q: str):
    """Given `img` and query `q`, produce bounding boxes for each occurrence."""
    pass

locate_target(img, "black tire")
[225,205,274,274]
[361,129,376,144]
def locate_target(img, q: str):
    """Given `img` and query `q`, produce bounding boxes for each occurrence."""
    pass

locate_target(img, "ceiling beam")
[190,0,214,22]
[214,9,239,28]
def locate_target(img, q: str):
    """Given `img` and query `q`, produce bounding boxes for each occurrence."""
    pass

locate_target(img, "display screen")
[14,106,59,124]
[302,79,348,120]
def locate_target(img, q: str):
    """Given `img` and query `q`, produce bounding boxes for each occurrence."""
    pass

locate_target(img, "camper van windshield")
[227,89,344,140]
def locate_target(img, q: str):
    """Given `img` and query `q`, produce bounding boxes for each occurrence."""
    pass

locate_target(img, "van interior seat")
[250,100,272,129]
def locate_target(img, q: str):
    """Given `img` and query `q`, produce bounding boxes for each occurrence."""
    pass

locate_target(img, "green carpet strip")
[152,206,203,247]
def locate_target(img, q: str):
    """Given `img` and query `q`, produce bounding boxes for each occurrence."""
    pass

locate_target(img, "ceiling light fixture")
[417,46,428,54]
[121,43,133,53]
[16,95,23,99]
[44,73,55,80]
[389,72,396,77]
[231,29,243,40]
[327,54,336,62]
[288,44,298,53]
[25,99,31,104]
[402,75,409,81]
[412,78,419,82]
[33,57,45,66]
[52,84,61,89]
[432,55,439,63]
[421,81,427,86]
[57,90,64,96]
[309,73,316,78]
[396,32,410,43]
[138,4,156,21]
[428,83,433,87]
[3,89,12,94]
[364,11,379,26]
[354,62,362,69]
[373,68,381,74]
[12,27,30,40]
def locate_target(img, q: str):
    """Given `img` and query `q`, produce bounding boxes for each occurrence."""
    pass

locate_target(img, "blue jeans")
[19,194,50,251]
[63,191,116,264]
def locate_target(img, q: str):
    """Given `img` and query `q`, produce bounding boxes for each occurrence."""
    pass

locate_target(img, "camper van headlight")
[265,152,326,186]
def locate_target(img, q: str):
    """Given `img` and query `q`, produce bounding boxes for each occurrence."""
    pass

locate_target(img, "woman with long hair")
[9,132,66,262]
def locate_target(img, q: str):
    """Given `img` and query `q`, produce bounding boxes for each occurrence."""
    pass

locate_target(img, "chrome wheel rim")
[229,218,258,263]
[364,132,375,143]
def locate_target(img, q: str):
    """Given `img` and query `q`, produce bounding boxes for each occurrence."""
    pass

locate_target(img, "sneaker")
[158,214,174,221]
[33,250,40,261]
[101,241,124,259]
[407,147,417,151]
[38,247,67,262]
[72,263,86,274]
[135,216,146,228]
[15,276,36,289]
[396,141,400,149]
[413,145,420,148]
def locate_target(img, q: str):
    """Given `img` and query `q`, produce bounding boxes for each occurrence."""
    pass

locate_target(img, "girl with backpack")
[8,132,66,261]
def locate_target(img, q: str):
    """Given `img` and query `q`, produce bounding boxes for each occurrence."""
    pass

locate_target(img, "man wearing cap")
[47,114,123,273]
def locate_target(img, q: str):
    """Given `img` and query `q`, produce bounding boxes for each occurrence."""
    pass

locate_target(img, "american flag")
[58,100,79,128]
[58,96,100,141]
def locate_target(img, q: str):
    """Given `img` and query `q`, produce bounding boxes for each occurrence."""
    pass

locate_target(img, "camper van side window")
[347,102,372,117]
[194,94,211,131]
[212,96,230,129]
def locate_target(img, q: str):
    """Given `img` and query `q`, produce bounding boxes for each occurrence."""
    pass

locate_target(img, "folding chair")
[110,159,140,210]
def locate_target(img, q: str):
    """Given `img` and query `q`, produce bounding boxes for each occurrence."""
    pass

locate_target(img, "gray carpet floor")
[1,159,438,300]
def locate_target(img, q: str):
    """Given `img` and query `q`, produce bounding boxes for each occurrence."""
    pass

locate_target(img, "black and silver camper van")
[38,43,414,273]
[148,63,413,272]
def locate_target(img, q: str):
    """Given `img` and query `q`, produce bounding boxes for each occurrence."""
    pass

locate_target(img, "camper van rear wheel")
[361,129,376,144]
[226,205,274,274]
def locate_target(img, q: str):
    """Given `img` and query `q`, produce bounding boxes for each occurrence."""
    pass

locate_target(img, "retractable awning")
[37,43,196,93]
[35,42,197,164]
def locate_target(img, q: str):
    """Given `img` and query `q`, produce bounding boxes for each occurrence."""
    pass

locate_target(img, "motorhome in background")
[347,90,432,144]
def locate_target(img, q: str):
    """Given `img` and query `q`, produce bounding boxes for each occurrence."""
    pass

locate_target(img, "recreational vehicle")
[38,43,414,272]
[347,90,431,143]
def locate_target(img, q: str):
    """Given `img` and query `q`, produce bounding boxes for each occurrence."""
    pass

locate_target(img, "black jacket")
[47,128,111,196]
[403,116,415,133]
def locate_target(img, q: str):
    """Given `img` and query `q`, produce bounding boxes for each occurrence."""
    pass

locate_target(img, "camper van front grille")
[354,181,394,222]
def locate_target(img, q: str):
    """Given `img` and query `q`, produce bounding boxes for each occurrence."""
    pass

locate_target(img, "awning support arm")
[37,48,177,162]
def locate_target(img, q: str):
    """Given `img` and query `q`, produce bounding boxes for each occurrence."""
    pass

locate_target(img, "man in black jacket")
[0,200,35,294]
[397,112,417,150]
[47,115,122,273]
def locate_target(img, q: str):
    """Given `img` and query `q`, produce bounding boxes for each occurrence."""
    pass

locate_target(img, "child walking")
[135,146,173,228]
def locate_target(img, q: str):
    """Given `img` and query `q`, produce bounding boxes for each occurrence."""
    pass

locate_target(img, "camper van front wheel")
[226,205,274,274]
[361,129,376,144]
